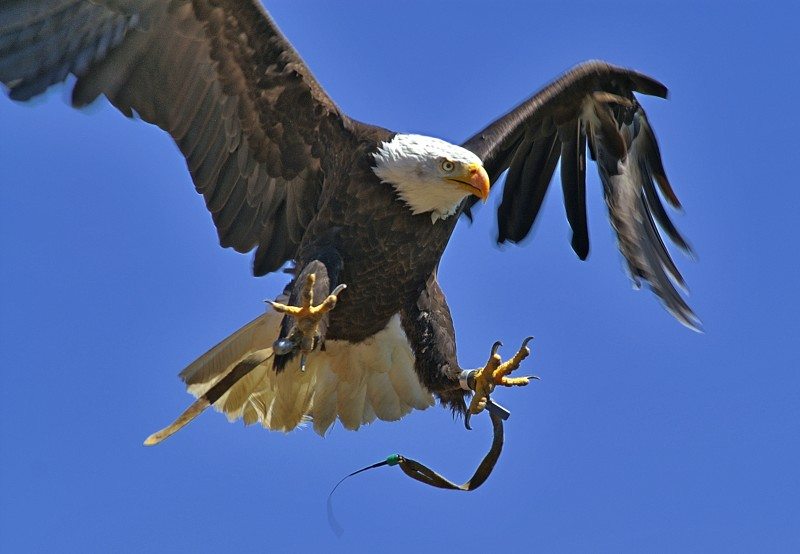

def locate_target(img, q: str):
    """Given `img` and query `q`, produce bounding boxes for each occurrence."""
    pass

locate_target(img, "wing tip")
[571,235,590,261]
[575,60,669,99]
[626,69,669,99]
[676,309,704,334]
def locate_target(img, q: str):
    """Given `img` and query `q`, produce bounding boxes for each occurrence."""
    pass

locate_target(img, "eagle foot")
[468,337,536,416]
[267,273,347,364]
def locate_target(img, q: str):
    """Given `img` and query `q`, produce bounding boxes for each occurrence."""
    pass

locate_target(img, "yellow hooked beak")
[448,163,491,202]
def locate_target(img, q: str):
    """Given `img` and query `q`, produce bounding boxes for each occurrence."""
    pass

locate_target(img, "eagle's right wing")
[0,0,353,276]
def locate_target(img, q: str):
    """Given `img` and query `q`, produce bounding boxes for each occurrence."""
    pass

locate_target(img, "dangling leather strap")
[396,409,504,490]
[327,409,506,535]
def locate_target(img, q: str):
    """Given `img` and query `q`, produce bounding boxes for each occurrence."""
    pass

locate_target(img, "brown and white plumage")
[1,1,699,438]
[179,297,433,435]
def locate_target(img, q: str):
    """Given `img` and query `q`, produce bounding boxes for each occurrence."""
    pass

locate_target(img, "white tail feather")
[180,309,282,396]
[178,303,433,436]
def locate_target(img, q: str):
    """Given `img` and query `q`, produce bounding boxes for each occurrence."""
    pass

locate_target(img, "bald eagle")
[0,1,698,442]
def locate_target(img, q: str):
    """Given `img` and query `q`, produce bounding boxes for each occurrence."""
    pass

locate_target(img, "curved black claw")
[521,336,534,348]
[490,341,503,357]
[330,283,347,297]
[465,407,477,430]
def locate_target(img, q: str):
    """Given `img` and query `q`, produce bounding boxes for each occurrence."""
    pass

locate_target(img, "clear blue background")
[2,1,799,552]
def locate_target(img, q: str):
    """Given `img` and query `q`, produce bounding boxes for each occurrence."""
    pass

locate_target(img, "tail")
[145,296,317,445]
[145,301,433,445]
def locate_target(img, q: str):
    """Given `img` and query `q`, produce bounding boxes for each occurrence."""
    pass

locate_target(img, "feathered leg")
[269,267,346,371]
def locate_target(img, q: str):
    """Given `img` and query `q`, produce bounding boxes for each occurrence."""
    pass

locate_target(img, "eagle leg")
[467,337,537,416]
[267,272,347,364]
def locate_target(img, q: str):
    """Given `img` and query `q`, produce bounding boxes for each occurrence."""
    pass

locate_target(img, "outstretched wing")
[0,0,352,276]
[462,61,699,330]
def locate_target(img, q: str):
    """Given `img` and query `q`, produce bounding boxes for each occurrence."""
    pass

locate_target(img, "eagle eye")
[441,160,455,173]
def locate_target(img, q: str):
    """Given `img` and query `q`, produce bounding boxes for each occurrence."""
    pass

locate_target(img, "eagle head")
[372,134,490,222]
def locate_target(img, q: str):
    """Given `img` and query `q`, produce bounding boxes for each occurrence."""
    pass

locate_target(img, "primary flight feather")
[0,0,698,440]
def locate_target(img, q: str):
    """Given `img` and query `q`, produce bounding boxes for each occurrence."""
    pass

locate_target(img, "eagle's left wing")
[461,61,699,330]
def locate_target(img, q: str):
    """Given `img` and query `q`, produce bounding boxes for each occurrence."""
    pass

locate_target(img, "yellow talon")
[268,273,346,356]
[468,337,534,415]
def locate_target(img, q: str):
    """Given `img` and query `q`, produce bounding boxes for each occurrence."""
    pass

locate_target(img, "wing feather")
[462,61,699,329]
[497,131,560,242]
[0,0,354,276]
[558,119,589,259]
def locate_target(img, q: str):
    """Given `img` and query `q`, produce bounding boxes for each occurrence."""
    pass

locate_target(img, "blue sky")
[2,1,799,552]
